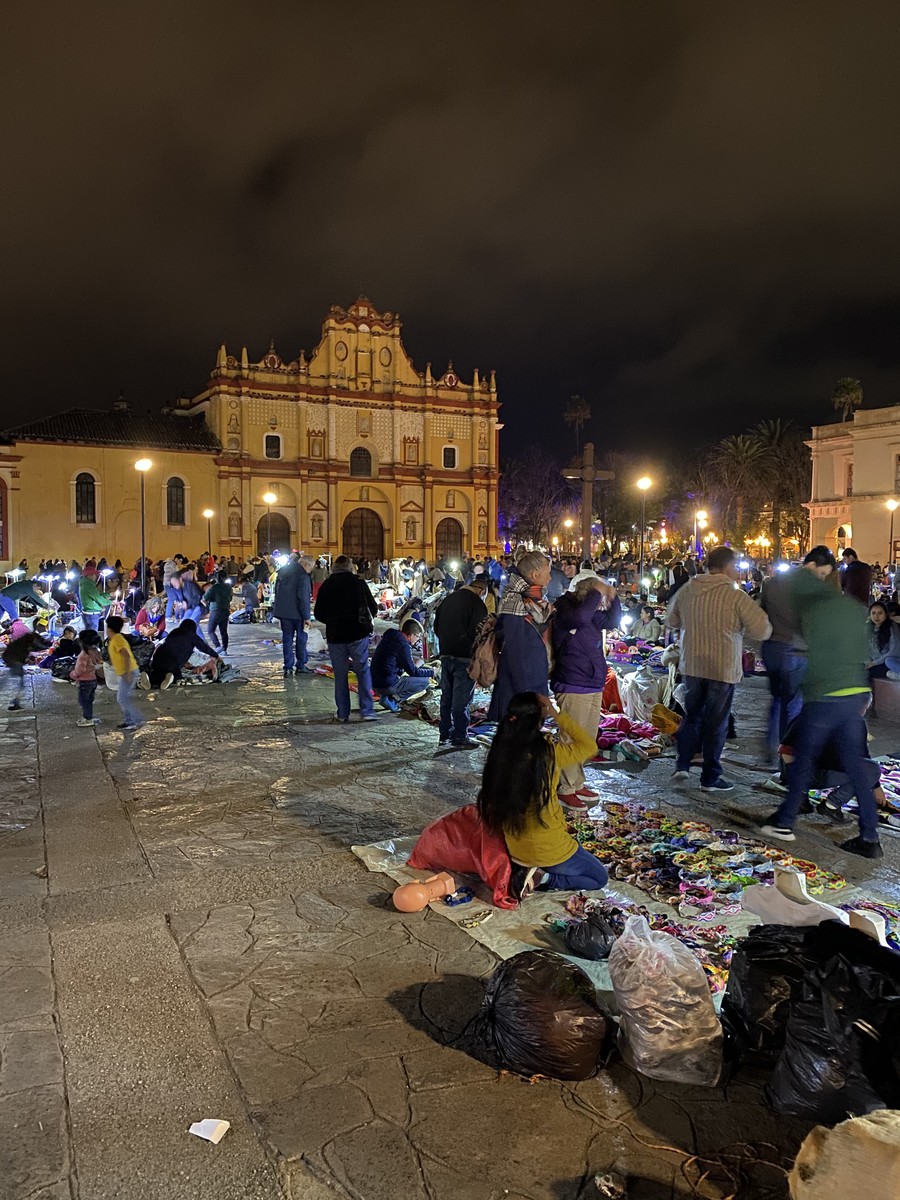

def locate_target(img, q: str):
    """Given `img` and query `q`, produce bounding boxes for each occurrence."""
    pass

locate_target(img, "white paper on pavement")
[188,1118,230,1144]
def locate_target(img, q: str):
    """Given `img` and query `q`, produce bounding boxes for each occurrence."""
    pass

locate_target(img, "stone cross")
[563,442,614,557]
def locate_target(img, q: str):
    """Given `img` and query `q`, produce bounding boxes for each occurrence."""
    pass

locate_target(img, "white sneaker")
[76,718,94,728]
[402,689,428,705]
[671,770,690,783]
[161,673,174,690]
[138,672,151,691]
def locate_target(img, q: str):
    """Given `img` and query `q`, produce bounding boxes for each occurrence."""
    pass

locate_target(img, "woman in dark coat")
[550,578,621,808]
[486,550,553,723]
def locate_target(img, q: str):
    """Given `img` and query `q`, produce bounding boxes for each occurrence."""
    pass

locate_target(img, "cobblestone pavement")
[2,623,899,1199]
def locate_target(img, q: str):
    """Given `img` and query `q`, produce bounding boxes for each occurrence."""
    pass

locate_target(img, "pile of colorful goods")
[568,802,846,921]
[550,892,738,995]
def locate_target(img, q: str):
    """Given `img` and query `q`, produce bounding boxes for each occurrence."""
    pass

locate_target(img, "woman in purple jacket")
[550,577,621,810]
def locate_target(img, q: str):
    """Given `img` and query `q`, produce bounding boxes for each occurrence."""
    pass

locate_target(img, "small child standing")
[105,615,144,730]
[72,629,103,727]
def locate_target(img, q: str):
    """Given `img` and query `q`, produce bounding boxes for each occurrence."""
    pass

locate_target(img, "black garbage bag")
[720,925,816,1065]
[475,950,612,1080]
[564,912,616,961]
[767,924,900,1124]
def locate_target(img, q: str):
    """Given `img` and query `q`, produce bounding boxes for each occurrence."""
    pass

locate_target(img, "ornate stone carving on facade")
[405,517,417,541]
[478,521,487,544]
[446,490,455,508]
[311,515,324,539]
[228,513,241,538]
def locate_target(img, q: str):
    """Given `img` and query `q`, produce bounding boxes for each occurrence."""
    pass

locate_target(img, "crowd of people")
[3,537,897,887]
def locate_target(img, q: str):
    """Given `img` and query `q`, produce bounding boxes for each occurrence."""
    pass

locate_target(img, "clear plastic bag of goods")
[608,914,723,1086]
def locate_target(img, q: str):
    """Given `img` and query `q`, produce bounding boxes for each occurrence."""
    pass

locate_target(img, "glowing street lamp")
[202,508,214,556]
[693,508,708,557]
[887,498,898,566]
[636,477,652,590]
[262,491,277,554]
[134,458,153,599]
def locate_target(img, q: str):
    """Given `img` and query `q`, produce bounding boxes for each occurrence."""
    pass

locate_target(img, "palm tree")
[564,394,591,458]
[831,377,863,423]
[712,433,767,536]
[754,419,809,557]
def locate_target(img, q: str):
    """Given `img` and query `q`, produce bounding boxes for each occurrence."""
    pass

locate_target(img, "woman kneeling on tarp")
[476,692,609,901]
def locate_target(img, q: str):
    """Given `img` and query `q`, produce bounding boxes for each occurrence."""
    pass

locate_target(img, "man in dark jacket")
[371,620,433,712]
[840,548,872,606]
[313,556,378,721]
[141,620,221,690]
[433,576,488,749]
[272,554,313,675]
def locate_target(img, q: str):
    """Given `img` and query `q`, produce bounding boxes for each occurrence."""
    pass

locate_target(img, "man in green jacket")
[761,548,882,859]
[77,573,107,631]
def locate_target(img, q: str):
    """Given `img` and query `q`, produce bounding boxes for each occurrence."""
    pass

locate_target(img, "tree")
[498,448,571,546]
[754,419,810,557]
[711,433,767,537]
[831,377,863,423]
[563,394,591,457]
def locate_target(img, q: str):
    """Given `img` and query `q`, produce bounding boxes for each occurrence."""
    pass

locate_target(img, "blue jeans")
[439,655,476,743]
[328,637,374,718]
[207,608,229,651]
[116,670,143,727]
[183,605,203,625]
[761,641,806,755]
[78,681,97,720]
[280,619,307,671]
[386,674,430,703]
[82,612,101,631]
[774,695,879,841]
[541,845,609,891]
[675,675,735,786]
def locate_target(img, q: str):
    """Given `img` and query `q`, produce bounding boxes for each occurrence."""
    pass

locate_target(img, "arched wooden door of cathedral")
[257,512,291,556]
[435,517,463,562]
[342,507,384,562]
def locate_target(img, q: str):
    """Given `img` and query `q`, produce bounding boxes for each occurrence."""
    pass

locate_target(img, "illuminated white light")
[450,561,459,572]
[738,560,750,569]
[776,562,791,573]
[621,615,633,628]
[66,571,76,580]
[641,577,650,587]
[100,568,113,578]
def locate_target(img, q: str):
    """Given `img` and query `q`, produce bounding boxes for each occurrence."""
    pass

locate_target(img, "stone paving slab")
[3,624,900,1200]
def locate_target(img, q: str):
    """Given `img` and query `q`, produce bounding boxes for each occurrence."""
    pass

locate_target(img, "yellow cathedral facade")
[0,299,501,570]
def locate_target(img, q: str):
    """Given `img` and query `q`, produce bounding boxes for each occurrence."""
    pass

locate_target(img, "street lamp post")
[636,476,652,592]
[134,458,152,600]
[693,509,707,558]
[202,508,214,558]
[563,517,573,554]
[887,499,898,568]
[262,491,277,555]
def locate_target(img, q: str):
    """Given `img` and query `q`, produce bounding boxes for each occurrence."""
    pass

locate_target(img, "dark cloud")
[2,1,900,459]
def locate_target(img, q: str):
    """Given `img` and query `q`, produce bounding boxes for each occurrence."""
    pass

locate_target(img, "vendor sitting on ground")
[476,691,609,900]
[38,625,79,667]
[139,619,222,690]
[633,604,664,643]
[370,619,434,712]
[133,596,166,641]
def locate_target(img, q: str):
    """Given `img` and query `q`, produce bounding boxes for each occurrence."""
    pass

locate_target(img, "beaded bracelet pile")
[567,801,846,918]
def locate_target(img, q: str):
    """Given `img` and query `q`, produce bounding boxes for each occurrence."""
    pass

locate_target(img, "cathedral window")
[264,433,282,460]
[75,473,97,524]
[442,446,458,470]
[349,447,372,477]
[167,477,186,526]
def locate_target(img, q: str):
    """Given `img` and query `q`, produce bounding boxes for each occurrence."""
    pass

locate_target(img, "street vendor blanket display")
[570,801,847,920]
[351,833,759,1009]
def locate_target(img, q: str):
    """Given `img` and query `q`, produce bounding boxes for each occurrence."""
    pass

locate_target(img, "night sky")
[3,2,900,461]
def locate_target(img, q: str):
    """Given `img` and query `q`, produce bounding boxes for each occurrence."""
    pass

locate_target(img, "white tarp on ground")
[351,836,771,1011]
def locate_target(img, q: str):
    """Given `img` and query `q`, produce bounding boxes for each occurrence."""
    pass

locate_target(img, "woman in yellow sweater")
[477,692,609,899]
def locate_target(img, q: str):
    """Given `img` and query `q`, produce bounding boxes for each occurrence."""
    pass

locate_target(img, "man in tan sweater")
[666,546,772,792]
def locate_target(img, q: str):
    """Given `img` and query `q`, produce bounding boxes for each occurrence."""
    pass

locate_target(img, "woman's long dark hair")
[477,693,554,836]
[869,602,891,650]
